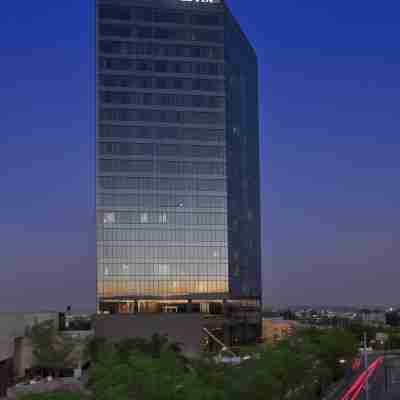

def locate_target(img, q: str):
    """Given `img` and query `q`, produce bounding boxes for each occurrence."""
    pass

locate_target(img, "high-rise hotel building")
[96,0,261,314]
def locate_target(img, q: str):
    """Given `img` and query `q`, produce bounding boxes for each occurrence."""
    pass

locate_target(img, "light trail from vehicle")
[340,357,384,400]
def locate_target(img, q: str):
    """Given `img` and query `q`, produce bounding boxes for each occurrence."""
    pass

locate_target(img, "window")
[100,92,224,109]
[122,264,130,274]
[103,212,115,224]
[155,61,168,73]
[98,43,223,59]
[159,213,168,224]
[99,74,224,93]
[142,77,153,89]
[171,79,181,90]
[132,7,153,22]
[97,193,227,210]
[140,213,149,223]
[191,30,224,43]
[136,60,152,72]
[155,78,166,89]
[99,57,131,71]
[154,11,185,24]
[143,93,152,105]
[154,28,169,40]
[99,125,152,140]
[99,6,131,21]
[99,24,131,37]
[190,14,223,26]
[156,264,170,275]
[98,141,154,156]
[135,26,152,39]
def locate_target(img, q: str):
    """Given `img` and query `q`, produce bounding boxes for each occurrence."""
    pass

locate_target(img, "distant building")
[358,309,386,325]
[0,312,93,388]
[386,309,400,327]
[0,313,53,396]
[59,312,93,337]
[262,318,298,345]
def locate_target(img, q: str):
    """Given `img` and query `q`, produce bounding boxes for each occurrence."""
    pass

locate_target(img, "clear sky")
[1,0,399,312]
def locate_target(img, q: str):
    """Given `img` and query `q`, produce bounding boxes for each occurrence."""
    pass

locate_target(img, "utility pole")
[384,338,388,393]
[364,332,369,400]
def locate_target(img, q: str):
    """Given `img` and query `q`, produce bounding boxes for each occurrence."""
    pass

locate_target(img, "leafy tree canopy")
[30,320,76,374]
[85,328,359,400]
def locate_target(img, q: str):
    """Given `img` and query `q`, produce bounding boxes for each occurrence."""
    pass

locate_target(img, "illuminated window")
[200,303,209,313]
[159,213,167,224]
[157,264,169,275]
[103,212,115,224]
[140,213,148,223]
[122,264,129,274]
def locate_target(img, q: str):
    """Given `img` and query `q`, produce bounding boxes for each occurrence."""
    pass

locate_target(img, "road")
[335,354,400,400]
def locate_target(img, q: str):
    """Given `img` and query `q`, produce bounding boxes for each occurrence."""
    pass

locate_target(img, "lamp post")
[384,340,388,393]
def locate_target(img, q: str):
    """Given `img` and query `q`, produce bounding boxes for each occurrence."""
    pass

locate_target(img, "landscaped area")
[16,320,363,400]
[83,328,358,400]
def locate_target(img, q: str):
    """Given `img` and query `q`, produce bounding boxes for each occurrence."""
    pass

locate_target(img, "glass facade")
[96,0,260,313]
[224,6,262,299]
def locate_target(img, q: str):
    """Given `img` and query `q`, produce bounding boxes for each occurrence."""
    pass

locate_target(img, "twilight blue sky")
[0,0,399,311]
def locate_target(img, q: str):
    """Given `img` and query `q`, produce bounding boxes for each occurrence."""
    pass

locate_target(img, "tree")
[220,342,322,400]
[30,320,76,377]
[86,329,359,400]
[111,333,183,362]
[89,349,192,400]
[87,335,194,400]
[388,333,400,350]
[84,336,110,364]
[386,311,400,327]
[348,322,378,343]
[299,328,358,381]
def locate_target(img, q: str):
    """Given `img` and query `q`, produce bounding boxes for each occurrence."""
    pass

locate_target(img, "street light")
[363,332,369,400]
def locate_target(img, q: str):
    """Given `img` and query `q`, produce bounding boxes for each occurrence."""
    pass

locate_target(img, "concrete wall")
[0,313,25,364]
[0,313,57,365]
[0,337,14,361]
[94,314,205,357]
[14,337,33,378]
